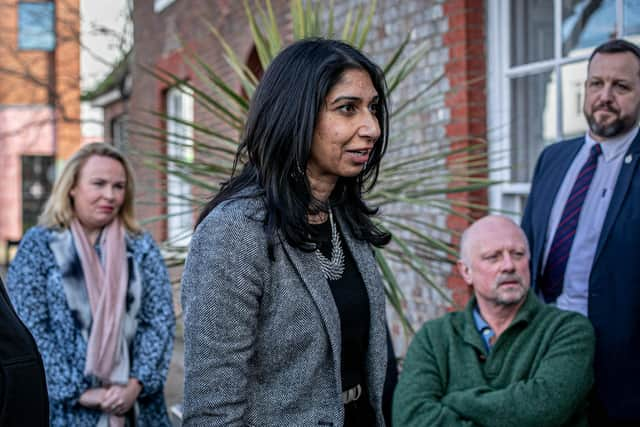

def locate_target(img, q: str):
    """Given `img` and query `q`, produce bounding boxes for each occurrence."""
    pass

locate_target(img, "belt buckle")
[342,384,362,405]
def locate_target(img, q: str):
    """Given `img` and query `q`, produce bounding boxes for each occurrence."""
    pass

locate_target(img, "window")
[22,155,54,233]
[487,0,640,217]
[111,114,128,151]
[165,86,194,246]
[154,0,176,13]
[18,2,55,51]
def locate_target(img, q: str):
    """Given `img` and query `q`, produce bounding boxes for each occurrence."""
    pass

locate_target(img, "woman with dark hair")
[182,38,392,426]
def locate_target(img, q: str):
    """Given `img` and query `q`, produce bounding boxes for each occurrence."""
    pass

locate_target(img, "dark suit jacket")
[522,131,640,424]
[0,277,49,426]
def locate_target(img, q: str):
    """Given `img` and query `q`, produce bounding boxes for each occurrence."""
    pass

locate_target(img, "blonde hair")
[39,142,142,233]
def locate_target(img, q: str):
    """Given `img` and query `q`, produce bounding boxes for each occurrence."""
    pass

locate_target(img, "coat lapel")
[279,210,387,416]
[594,131,640,263]
[536,138,584,254]
[279,235,342,387]
[335,211,387,414]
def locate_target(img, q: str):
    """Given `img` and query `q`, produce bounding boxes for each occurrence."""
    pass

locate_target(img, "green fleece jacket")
[393,291,595,427]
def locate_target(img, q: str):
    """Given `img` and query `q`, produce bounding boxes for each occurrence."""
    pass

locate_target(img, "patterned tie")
[540,143,602,303]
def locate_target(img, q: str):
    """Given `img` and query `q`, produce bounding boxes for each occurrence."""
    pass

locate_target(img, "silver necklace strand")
[314,209,345,280]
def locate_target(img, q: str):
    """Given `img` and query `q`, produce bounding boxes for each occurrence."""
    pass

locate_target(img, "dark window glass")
[21,155,55,233]
[510,0,555,66]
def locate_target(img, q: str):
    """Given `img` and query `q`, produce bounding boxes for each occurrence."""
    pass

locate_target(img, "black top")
[0,278,49,426]
[310,219,370,391]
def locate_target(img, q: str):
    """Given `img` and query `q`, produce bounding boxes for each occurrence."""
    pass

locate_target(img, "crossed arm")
[392,329,477,427]
[393,315,595,427]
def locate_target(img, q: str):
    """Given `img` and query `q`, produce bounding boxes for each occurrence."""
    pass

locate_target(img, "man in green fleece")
[393,215,595,427]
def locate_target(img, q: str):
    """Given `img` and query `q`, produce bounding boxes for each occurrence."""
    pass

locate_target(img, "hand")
[101,378,142,416]
[79,388,107,409]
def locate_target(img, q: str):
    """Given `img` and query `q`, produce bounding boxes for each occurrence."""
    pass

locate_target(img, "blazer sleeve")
[392,326,477,427]
[6,228,91,404]
[129,232,176,398]
[441,314,595,427]
[181,205,269,427]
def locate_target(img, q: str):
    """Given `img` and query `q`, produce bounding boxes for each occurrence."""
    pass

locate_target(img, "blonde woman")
[8,143,175,427]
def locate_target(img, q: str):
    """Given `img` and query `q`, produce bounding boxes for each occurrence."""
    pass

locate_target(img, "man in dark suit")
[522,38,640,426]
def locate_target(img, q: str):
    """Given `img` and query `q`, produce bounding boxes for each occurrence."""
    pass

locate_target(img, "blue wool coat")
[7,226,175,427]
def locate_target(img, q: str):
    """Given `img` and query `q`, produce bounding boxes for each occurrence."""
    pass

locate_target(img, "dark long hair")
[198,38,391,251]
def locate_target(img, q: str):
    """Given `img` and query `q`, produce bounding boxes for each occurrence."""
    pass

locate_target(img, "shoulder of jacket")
[17,226,56,253]
[537,304,594,334]
[416,311,459,340]
[197,195,266,232]
[21,225,50,241]
[125,230,159,255]
[542,136,584,155]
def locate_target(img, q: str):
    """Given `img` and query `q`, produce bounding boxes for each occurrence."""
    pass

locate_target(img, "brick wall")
[130,0,290,240]
[0,0,81,161]
[443,0,487,309]
[54,0,82,161]
[0,0,81,242]
[0,108,55,242]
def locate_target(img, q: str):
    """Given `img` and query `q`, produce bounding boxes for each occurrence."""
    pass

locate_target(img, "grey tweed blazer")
[181,195,388,427]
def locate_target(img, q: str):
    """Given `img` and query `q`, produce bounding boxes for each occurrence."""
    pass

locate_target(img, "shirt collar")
[585,126,639,162]
[473,305,495,352]
[472,305,489,330]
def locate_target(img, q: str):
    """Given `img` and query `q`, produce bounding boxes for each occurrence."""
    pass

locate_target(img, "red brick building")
[0,0,81,254]
[118,0,640,353]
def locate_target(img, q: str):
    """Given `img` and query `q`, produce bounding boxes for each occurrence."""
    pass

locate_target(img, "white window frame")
[154,0,176,13]
[166,86,194,247]
[111,114,128,151]
[487,0,632,219]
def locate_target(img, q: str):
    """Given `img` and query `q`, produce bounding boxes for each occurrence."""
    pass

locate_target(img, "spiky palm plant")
[135,0,493,333]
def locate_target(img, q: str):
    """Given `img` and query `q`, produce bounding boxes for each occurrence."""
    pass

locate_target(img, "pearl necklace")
[314,209,345,280]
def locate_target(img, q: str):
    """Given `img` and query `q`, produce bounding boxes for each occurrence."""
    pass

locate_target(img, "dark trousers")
[344,397,375,427]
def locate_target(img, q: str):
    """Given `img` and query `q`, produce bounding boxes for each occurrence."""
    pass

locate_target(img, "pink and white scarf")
[71,218,128,427]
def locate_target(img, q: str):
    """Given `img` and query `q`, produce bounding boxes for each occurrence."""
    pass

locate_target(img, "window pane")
[562,0,616,57]
[510,70,558,182]
[166,87,194,245]
[624,0,640,35]
[510,0,555,66]
[18,3,55,51]
[154,0,176,13]
[561,61,589,138]
[111,114,128,150]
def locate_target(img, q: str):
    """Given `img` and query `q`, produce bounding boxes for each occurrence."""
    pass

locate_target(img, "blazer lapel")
[594,131,640,263]
[335,211,387,410]
[279,235,342,385]
[533,138,584,272]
